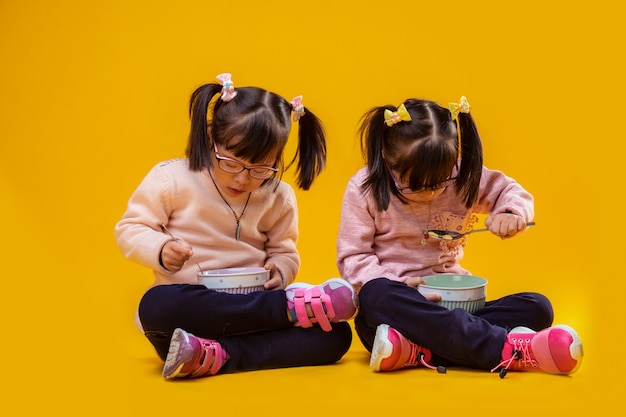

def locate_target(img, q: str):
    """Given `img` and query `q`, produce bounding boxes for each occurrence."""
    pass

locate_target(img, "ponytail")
[186,84,222,171]
[455,112,483,208]
[359,106,395,211]
[289,108,327,190]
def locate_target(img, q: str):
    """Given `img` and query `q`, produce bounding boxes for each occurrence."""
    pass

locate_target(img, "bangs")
[221,110,290,165]
[394,137,457,189]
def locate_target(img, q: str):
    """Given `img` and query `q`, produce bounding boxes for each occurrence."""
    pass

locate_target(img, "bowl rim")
[420,274,488,290]
[197,267,268,277]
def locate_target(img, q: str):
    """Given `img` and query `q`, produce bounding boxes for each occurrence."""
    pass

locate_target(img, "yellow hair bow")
[384,103,412,127]
[448,96,470,120]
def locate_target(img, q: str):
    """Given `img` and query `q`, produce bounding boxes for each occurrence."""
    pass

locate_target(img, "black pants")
[355,278,554,370]
[139,284,353,374]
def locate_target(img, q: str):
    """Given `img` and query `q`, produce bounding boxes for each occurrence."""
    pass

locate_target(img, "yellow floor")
[16,309,616,416]
[110,324,616,416]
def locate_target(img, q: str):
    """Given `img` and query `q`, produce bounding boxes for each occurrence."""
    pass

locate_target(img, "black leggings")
[139,284,353,374]
[355,278,554,370]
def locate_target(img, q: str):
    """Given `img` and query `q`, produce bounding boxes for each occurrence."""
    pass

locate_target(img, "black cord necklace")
[208,169,251,241]
[409,200,432,245]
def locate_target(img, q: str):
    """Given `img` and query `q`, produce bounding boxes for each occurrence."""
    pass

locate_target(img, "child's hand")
[263,261,285,290]
[405,276,442,302]
[485,213,529,239]
[160,239,194,272]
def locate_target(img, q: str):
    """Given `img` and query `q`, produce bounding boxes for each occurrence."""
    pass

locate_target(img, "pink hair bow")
[216,73,237,102]
[290,95,305,121]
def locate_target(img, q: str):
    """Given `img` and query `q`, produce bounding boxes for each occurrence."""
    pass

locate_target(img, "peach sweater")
[115,159,299,288]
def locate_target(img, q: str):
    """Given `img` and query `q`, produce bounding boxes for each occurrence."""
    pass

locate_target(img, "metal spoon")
[160,223,203,272]
[425,222,535,241]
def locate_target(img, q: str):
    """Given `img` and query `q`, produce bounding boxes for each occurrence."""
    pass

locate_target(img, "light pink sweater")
[115,159,299,287]
[336,166,534,290]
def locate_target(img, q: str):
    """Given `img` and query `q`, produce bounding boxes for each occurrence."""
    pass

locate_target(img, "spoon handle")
[466,221,535,235]
[465,227,490,235]
[160,223,203,272]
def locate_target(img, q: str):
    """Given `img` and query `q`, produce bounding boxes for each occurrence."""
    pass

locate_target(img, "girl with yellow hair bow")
[337,96,582,378]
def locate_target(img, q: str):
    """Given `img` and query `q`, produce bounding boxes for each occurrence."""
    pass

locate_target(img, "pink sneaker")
[162,328,228,379]
[492,325,583,378]
[370,324,445,373]
[286,278,358,332]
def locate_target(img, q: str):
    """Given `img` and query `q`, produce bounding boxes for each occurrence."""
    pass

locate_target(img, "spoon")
[160,223,203,272]
[425,221,535,241]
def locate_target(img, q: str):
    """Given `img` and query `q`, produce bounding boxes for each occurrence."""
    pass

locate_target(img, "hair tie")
[383,103,412,127]
[290,95,305,122]
[448,96,470,120]
[216,73,237,102]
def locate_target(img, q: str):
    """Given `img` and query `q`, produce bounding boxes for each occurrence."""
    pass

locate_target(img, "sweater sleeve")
[474,166,534,221]
[114,162,174,273]
[263,185,300,285]
[336,176,402,289]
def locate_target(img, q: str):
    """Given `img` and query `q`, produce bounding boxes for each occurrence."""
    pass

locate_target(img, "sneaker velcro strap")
[292,287,333,332]
[191,341,223,378]
[307,287,332,332]
[293,288,314,329]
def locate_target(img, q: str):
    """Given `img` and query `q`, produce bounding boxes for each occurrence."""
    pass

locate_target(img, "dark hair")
[186,83,326,190]
[359,98,483,211]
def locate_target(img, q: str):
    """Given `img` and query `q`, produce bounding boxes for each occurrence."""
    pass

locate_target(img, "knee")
[138,285,183,331]
[522,292,554,329]
[328,322,354,361]
[358,278,395,309]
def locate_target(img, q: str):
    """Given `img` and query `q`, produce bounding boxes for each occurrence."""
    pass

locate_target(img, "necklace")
[208,170,251,241]
[410,201,432,245]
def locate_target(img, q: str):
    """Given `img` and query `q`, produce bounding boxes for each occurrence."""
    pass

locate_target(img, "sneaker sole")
[285,283,314,291]
[162,328,193,379]
[370,324,393,371]
[553,324,584,373]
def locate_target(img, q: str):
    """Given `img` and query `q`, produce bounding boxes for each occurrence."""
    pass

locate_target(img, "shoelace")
[491,335,538,378]
[405,344,447,373]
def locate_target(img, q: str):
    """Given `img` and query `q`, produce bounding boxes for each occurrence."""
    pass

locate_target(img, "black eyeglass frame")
[213,143,279,180]
[385,163,456,194]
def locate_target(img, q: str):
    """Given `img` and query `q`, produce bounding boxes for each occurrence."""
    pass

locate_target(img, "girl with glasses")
[115,74,357,379]
[336,97,582,378]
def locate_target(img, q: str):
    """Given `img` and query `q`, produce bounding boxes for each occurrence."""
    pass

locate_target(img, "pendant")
[421,232,429,245]
[236,222,241,241]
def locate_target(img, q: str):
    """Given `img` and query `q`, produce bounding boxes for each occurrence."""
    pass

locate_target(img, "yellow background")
[1,0,623,414]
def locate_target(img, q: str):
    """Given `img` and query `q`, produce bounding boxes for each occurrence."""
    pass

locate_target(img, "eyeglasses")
[213,143,278,180]
[386,164,456,195]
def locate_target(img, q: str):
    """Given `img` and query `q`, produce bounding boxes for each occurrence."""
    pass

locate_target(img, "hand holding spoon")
[160,223,202,272]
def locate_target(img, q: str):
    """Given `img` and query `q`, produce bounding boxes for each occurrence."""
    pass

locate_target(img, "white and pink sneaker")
[162,328,228,379]
[370,324,445,373]
[286,278,358,332]
[492,325,583,378]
